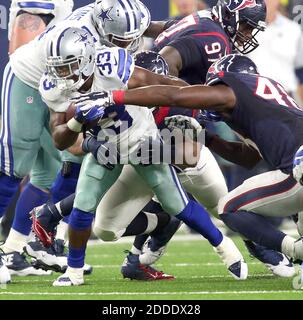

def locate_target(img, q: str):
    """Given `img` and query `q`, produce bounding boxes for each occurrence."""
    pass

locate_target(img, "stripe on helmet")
[125,0,139,31]
[118,0,131,32]
[56,28,70,57]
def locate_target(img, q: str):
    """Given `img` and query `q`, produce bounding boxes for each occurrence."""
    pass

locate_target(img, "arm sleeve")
[168,33,231,70]
[168,36,204,70]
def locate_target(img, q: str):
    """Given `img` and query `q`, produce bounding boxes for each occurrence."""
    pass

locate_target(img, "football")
[65,102,77,122]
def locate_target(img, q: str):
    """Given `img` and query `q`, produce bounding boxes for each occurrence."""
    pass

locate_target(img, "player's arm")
[8,0,58,54]
[115,84,236,111]
[143,20,176,38]
[206,134,262,169]
[128,66,188,89]
[50,109,80,151]
[158,46,183,77]
[9,13,48,54]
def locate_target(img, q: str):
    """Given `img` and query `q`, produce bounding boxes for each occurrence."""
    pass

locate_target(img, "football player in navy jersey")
[96,53,303,264]
[118,0,282,279]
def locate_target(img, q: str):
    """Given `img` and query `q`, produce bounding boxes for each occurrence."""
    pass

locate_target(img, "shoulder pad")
[96,47,135,86]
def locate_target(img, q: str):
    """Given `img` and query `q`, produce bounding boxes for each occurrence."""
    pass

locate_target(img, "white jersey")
[8,0,74,41]
[9,4,99,90]
[39,46,157,156]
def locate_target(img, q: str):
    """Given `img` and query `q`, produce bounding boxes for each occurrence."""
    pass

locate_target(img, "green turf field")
[0,236,302,300]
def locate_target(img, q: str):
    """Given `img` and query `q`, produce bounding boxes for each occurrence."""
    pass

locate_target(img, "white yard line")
[87,234,204,246]
[0,290,301,296]
[12,273,274,283]
[90,262,263,268]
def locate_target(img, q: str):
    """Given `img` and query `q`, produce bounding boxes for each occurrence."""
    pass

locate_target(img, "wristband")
[67,118,83,133]
[113,90,125,106]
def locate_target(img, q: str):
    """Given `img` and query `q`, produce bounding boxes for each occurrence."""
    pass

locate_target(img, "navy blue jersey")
[154,10,232,85]
[207,72,303,174]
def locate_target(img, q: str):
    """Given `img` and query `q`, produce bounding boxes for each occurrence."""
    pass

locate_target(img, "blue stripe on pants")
[223,175,297,213]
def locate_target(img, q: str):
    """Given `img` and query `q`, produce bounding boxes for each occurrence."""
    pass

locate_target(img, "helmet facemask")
[232,18,266,54]
[213,0,267,55]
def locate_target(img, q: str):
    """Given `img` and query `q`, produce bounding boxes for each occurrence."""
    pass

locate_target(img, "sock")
[130,243,144,255]
[55,194,75,217]
[56,220,68,241]
[281,235,296,258]
[149,216,181,246]
[68,246,86,268]
[0,174,21,218]
[66,266,83,276]
[68,208,94,269]
[51,163,81,203]
[12,182,49,236]
[221,211,286,251]
[2,229,29,253]
[176,200,223,247]
[122,212,170,237]
[129,199,172,251]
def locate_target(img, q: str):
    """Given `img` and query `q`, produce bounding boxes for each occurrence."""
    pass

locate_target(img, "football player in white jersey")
[0,0,152,276]
[38,24,248,286]
[0,0,74,280]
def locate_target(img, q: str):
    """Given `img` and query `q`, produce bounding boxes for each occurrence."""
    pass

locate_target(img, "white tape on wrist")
[67,118,82,133]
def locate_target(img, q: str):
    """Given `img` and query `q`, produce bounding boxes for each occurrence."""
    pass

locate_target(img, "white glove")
[70,91,114,108]
[164,115,204,142]
[293,145,303,185]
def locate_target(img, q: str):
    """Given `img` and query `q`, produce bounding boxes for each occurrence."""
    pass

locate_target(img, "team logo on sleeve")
[226,0,256,11]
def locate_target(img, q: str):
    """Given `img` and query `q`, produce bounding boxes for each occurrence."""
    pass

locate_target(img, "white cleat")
[139,242,166,265]
[53,267,84,287]
[24,241,67,273]
[265,254,296,278]
[0,260,11,284]
[295,237,303,256]
[1,251,52,276]
[214,236,248,280]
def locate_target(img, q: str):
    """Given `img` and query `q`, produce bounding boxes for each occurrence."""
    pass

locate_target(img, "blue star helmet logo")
[98,6,114,27]
[74,31,89,45]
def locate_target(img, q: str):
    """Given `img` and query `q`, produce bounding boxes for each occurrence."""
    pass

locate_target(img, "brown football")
[65,102,77,122]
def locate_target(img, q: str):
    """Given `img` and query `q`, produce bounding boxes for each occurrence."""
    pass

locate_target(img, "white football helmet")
[46,27,95,91]
[129,0,151,53]
[93,0,144,51]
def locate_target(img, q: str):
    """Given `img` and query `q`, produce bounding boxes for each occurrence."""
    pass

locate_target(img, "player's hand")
[74,103,105,124]
[82,135,119,170]
[71,91,114,108]
[165,115,205,142]
[293,145,303,185]
[197,110,222,122]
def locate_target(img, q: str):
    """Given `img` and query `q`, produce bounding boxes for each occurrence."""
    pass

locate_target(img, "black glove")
[82,136,119,170]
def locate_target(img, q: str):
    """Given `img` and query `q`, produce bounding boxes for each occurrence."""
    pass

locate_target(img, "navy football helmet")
[134,51,169,75]
[201,54,258,122]
[206,54,259,83]
[213,0,267,54]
